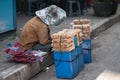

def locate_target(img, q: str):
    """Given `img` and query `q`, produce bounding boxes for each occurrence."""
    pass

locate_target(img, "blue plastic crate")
[54,55,79,79]
[82,39,92,64]
[54,47,79,61]
[83,49,92,63]
[77,45,82,54]
[82,39,91,49]
[78,53,84,72]
[54,48,84,79]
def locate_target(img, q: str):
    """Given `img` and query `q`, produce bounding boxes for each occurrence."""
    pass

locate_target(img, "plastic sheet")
[5,42,47,63]
[35,5,66,26]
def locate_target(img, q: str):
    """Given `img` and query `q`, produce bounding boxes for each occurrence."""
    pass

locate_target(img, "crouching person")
[19,5,66,52]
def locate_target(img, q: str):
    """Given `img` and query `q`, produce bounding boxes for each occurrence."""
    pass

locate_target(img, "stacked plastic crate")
[51,29,84,79]
[71,19,92,64]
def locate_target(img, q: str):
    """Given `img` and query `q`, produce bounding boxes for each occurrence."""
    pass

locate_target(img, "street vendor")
[19,5,66,52]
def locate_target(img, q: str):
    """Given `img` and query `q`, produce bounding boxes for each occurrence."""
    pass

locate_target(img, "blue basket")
[54,55,79,79]
[82,39,91,49]
[54,47,84,79]
[76,45,84,72]
[78,52,84,72]
[83,49,92,63]
[54,48,79,62]
[82,39,92,64]
[77,45,82,54]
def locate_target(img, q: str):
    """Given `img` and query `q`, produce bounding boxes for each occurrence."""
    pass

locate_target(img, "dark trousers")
[32,43,52,52]
[79,0,87,15]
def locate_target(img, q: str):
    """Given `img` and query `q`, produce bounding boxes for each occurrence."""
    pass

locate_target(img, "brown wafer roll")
[73,19,81,25]
[52,39,73,44]
[79,19,90,24]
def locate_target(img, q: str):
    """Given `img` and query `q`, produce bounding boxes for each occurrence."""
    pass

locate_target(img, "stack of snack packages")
[71,19,92,64]
[51,29,83,51]
[71,19,91,39]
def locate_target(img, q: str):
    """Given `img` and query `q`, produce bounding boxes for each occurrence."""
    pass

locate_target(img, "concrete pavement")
[0,5,120,80]
[31,20,120,80]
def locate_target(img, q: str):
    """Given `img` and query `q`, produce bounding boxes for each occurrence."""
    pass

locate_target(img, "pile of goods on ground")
[5,42,46,63]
